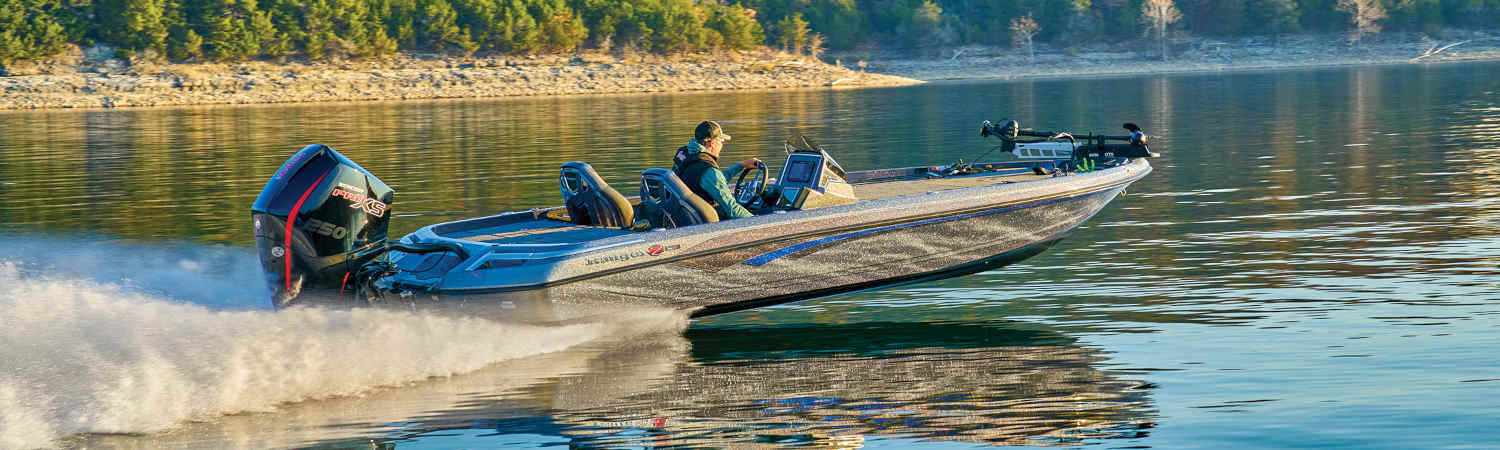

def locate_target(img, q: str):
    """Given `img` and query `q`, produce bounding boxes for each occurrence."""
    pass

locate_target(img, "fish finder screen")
[786,160,815,183]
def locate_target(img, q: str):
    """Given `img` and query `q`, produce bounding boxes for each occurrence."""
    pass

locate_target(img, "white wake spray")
[0,235,271,310]
[0,260,682,449]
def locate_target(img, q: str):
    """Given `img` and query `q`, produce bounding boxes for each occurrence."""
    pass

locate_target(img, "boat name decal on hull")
[586,244,680,265]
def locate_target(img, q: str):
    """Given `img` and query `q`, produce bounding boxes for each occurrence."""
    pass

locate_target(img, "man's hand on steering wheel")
[733,159,769,210]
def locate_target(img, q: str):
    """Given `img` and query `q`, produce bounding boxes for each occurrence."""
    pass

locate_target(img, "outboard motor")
[251,145,393,308]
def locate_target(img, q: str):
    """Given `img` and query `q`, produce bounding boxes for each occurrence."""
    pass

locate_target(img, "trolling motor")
[935,120,1157,177]
[980,119,1159,160]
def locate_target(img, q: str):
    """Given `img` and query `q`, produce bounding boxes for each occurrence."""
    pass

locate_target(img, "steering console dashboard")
[775,149,857,210]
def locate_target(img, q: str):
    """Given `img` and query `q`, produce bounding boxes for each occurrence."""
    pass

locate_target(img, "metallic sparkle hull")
[352,159,1150,320]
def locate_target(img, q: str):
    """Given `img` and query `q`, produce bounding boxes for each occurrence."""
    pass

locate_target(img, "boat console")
[771,148,857,211]
[733,136,859,213]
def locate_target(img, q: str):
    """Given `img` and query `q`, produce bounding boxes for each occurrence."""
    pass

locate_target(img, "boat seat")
[638,168,718,229]
[559,161,634,228]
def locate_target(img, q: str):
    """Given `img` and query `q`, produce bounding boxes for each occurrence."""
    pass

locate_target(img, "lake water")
[2,62,1499,449]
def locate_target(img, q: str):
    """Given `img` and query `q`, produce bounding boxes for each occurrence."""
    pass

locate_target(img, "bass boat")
[251,121,1157,320]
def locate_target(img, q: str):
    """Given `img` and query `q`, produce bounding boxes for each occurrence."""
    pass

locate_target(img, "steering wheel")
[733,161,768,209]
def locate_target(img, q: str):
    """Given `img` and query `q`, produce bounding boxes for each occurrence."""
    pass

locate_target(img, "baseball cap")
[695,121,732,142]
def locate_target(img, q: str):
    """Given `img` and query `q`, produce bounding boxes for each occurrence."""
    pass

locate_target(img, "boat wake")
[0,238,687,450]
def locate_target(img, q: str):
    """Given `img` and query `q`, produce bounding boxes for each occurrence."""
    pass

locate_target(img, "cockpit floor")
[450,220,635,245]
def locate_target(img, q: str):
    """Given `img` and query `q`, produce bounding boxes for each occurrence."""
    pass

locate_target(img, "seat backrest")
[559,161,633,228]
[639,168,718,229]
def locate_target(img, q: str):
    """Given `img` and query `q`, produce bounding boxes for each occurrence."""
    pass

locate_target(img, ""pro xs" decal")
[331,185,389,217]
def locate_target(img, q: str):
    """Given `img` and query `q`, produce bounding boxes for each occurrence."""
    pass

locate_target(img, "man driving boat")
[672,121,762,219]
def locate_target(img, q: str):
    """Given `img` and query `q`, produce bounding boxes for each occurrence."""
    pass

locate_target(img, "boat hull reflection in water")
[553,321,1155,447]
[75,321,1153,448]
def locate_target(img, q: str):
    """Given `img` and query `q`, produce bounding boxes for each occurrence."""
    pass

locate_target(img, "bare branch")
[1141,0,1181,60]
[1337,0,1386,44]
[1009,13,1041,62]
[1411,40,1470,61]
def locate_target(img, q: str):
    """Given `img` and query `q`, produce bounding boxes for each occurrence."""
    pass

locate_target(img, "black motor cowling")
[251,145,393,308]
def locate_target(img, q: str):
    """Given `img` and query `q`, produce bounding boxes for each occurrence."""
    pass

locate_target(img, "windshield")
[782,134,847,180]
[783,135,821,153]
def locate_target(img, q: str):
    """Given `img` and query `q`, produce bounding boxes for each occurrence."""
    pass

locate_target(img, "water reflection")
[72,321,1153,449]
[554,322,1153,447]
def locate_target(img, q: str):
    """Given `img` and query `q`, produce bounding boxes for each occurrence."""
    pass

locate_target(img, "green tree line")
[2,0,1497,64]
[0,0,764,62]
[747,0,1499,50]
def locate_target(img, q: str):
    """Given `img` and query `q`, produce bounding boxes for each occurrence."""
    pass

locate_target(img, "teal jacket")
[672,140,754,219]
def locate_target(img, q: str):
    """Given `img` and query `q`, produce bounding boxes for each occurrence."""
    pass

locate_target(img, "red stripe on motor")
[285,167,334,293]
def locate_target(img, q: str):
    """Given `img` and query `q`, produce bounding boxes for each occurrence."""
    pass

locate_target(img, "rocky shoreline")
[0,49,919,110]
[3,32,1498,110]
[851,32,1500,83]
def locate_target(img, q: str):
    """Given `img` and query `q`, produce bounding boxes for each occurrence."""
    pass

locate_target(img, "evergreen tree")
[372,0,419,48]
[176,28,204,58]
[163,0,204,61]
[707,3,764,50]
[527,0,586,52]
[325,0,395,57]
[802,0,860,50]
[450,0,499,50]
[94,0,169,56]
[418,0,476,53]
[775,12,809,52]
[1246,0,1300,42]
[501,0,543,53]
[246,2,284,57]
[203,0,268,60]
[3,0,1498,65]
[1386,0,1443,31]
[1063,0,1097,46]
[0,0,71,63]
[568,0,626,49]
[264,0,320,58]
[667,0,712,52]
[1297,0,1342,31]
[909,0,948,47]
[539,10,588,52]
[1190,0,1245,35]
[126,0,169,55]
